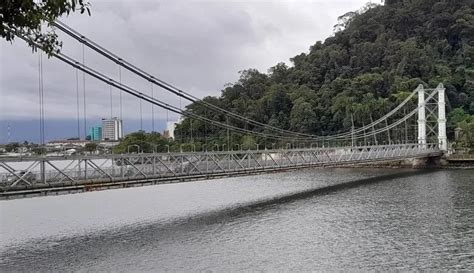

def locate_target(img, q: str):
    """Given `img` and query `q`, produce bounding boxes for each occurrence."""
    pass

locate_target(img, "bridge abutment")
[410,156,442,168]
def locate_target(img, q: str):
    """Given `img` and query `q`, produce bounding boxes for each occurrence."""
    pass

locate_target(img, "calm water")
[0,168,473,271]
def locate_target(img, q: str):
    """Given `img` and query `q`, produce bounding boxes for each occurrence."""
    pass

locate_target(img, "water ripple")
[0,168,473,271]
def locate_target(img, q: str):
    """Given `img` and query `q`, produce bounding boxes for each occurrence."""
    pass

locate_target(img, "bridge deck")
[0,144,441,199]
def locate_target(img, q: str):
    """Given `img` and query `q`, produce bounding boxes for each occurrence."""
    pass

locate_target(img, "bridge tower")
[417,84,426,147]
[437,83,447,151]
[417,83,447,151]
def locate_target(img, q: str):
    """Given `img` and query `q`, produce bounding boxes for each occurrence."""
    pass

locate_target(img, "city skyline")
[0,118,170,144]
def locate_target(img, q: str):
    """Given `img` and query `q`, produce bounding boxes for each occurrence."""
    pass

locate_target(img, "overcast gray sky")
[1,0,374,124]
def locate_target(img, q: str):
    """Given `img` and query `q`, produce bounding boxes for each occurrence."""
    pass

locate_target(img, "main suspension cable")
[75,68,81,138]
[12,25,423,143]
[54,20,421,142]
[53,21,346,139]
[53,52,318,141]
[81,42,87,139]
[54,21,420,142]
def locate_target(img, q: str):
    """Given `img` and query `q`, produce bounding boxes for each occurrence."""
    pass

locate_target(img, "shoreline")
[343,157,474,170]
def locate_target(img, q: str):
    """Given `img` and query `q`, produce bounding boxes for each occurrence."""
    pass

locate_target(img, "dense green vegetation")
[112,130,237,153]
[448,108,474,149]
[173,0,473,149]
[113,131,170,153]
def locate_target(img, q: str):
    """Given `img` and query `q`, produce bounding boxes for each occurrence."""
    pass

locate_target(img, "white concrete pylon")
[417,84,426,147]
[437,83,447,151]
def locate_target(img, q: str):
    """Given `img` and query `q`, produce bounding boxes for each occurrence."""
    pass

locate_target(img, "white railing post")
[417,84,426,148]
[437,83,447,151]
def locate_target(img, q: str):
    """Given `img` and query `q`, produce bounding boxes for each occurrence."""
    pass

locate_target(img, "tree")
[384,0,402,5]
[333,11,358,32]
[241,135,256,150]
[290,98,317,133]
[84,142,98,154]
[454,120,474,149]
[448,108,471,126]
[1,0,90,55]
[4,142,20,152]
[269,63,289,84]
[113,131,170,154]
[31,146,46,155]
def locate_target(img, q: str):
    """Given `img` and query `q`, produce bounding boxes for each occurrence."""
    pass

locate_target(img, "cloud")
[0,0,370,123]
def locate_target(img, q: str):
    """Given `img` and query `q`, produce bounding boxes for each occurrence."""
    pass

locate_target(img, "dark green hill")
[176,0,473,145]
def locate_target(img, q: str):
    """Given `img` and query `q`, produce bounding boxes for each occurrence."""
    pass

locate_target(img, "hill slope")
[176,0,473,143]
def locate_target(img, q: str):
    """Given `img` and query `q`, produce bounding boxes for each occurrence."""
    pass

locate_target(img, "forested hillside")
[175,0,473,146]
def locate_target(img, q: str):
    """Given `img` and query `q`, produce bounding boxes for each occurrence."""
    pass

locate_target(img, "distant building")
[88,126,102,141]
[163,120,177,139]
[99,141,120,148]
[47,140,90,148]
[102,117,123,141]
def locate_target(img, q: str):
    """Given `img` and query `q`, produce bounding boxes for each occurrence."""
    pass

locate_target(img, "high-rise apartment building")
[88,126,102,141]
[102,118,123,141]
[163,120,177,139]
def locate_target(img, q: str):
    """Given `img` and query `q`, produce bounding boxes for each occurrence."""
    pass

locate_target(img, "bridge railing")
[0,143,441,192]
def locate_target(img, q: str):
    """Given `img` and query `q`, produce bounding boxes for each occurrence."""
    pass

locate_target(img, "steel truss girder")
[0,144,440,192]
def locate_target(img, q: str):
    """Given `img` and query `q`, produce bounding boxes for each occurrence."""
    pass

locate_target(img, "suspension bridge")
[0,22,448,199]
